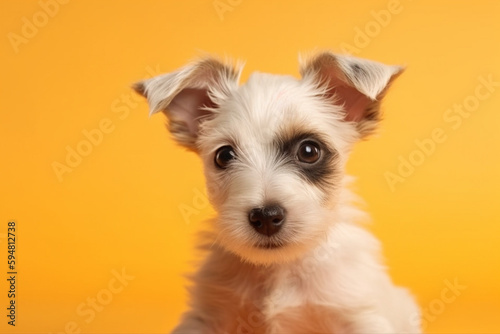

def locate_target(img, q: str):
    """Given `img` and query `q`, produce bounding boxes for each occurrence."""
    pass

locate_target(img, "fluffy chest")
[204,251,347,333]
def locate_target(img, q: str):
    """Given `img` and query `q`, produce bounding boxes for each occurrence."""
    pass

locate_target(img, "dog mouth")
[256,241,283,249]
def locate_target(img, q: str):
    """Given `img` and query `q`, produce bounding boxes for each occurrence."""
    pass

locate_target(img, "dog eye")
[215,145,236,169]
[297,141,321,164]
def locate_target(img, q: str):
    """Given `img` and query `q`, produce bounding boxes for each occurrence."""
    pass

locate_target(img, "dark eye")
[215,145,236,169]
[297,141,321,164]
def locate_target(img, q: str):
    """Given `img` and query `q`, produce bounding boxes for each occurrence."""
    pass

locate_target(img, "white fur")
[134,51,420,333]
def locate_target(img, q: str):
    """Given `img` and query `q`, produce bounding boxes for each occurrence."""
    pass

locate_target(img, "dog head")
[134,52,403,265]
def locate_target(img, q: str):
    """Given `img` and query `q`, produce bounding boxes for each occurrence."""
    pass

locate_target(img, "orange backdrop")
[1,0,499,333]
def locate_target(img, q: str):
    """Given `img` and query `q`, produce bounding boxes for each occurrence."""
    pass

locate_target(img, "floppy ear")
[133,58,242,151]
[300,52,404,138]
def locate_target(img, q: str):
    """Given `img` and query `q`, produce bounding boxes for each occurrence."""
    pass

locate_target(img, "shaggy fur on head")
[134,51,420,333]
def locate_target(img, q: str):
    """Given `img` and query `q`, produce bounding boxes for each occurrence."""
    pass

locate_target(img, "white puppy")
[134,51,421,333]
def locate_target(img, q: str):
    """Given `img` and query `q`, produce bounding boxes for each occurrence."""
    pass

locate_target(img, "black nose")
[248,205,285,236]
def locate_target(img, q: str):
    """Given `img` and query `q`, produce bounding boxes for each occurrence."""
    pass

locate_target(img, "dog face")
[134,52,402,265]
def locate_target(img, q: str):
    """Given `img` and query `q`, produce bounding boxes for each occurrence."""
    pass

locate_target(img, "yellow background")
[1,0,499,333]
